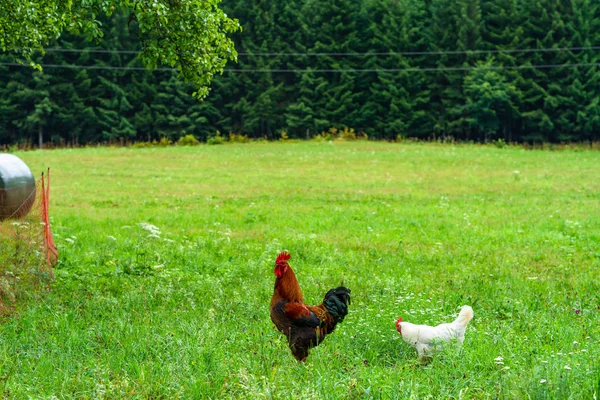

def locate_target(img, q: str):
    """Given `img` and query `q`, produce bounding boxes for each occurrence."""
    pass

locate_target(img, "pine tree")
[10,72,57,148]
[298,0,362,133]
[396,0,435,139]
[445,0,484,140]
[480,0,522,141]
[0,64,22,145]
[515,0,565,142]
[357,0,413,139]
[462,60,520,141]
[566,0,600,143]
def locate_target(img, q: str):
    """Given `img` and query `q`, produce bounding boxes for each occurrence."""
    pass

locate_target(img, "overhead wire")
[1,62,599,73]
[3,45,599,73]
[37,45,600,56]
[0,62,174,71]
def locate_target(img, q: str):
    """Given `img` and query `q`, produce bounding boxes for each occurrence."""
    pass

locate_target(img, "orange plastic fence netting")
[0,169,58,278]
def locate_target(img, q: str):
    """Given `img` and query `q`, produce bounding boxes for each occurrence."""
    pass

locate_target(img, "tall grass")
[1,142,598,398]
[0,220,52,315]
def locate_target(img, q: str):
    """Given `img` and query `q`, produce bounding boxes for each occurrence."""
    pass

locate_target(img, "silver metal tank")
[0,154,36,220]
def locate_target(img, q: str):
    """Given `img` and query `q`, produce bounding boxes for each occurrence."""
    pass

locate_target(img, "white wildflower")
[139,222,161,235]
[540,379,547,384]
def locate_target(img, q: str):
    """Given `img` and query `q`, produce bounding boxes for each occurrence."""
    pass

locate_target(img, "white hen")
[396,305,473,361]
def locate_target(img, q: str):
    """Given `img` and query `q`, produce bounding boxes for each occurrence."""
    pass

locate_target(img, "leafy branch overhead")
[0,0,240,99]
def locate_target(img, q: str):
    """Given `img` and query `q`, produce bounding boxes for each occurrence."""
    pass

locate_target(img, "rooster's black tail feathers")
[323,286,351,323]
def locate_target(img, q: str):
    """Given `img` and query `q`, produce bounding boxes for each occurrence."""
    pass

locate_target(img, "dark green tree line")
[1,0,600,147]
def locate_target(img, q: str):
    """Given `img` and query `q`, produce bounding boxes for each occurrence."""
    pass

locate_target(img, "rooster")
[270,251,351,362]
[396,305,473,362]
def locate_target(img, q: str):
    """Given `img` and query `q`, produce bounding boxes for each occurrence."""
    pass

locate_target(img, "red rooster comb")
[276,251,291,264]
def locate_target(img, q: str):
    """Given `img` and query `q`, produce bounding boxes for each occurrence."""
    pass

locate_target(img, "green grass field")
[1,142,599,399]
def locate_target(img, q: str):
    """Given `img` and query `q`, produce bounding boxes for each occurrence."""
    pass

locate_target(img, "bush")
[228,132,249,143]
[131,137,172,148]
[494,138,507,148]
[157,137,172,147]
[132,141,153,148]
[177,134,200,146]
[207,131,225,145]
[312,127,368,142]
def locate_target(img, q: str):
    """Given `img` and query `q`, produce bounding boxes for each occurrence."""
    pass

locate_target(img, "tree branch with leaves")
[0,0,240,99]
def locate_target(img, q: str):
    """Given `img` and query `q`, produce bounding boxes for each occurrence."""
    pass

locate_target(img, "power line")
[227,63,600,72]
[0,62,175,71]
[44,48,140,54]
[236,46,600,56]
[39,45,600,57]
[1,62,599,73]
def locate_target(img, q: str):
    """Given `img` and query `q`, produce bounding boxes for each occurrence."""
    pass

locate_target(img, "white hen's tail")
[453,305,474,328]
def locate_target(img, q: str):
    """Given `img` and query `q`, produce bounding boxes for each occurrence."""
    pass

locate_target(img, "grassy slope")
[1,142,599,399]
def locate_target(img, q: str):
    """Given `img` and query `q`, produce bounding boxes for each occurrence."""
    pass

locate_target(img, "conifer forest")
[1,0,600,146]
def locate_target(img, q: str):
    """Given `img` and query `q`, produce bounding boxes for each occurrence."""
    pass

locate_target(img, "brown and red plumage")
[270,251,351,361]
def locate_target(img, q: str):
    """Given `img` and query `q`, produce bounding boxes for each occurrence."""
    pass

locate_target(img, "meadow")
[1,141,599,399]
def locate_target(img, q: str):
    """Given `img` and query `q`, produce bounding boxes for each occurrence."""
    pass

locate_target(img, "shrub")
[157,137,172,147]
[494,138,507,148]
[207,131,225,145]
[177,134,200,146]
[228,132,249,143]
[313,127,368,142]
[132,141,153,148]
